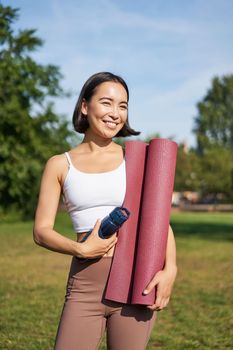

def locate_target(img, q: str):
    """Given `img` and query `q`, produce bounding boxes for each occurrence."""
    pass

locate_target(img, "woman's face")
[81,81,128,139]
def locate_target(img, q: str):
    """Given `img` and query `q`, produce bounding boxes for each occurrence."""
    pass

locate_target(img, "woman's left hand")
[143,265,177,311]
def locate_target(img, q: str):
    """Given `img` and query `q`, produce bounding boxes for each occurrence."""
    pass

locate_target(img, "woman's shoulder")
[44,153,68,175]
[42,153,70,185]
[46,153,67,166]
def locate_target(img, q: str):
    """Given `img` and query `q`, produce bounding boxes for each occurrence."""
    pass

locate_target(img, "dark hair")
[72,72,141,137]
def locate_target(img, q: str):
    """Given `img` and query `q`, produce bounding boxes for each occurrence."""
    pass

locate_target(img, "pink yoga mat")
[105,141,147,303]
[105,138,177,306]
[131,138,177,305]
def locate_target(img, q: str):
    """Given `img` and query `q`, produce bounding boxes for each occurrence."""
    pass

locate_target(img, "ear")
[81,98,88,116]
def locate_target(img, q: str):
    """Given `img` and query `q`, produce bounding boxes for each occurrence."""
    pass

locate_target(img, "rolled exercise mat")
[131,138,177,305]
[104,140,147,303]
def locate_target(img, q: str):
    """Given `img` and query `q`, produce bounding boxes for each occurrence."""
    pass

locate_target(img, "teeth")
[104,121,117,129]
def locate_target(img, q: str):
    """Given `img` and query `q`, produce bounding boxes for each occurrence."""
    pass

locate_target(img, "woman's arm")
[164,225,178,271]
[33,155,83,257]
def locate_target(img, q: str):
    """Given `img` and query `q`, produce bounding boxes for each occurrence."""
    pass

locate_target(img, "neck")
[81,132,114,153]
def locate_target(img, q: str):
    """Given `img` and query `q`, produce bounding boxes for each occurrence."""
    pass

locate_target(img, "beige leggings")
[54,256,157,350]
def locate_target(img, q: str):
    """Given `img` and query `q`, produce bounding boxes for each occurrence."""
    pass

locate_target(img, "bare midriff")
[76,231,115,257]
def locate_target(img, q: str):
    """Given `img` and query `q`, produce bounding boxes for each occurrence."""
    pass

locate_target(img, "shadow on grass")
[171,221,233,242]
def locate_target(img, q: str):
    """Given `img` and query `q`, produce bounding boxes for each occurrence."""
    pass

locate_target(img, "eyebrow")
[99,97,128,105]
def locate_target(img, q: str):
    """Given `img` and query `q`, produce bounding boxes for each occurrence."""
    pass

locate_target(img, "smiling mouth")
[102,120,118,129]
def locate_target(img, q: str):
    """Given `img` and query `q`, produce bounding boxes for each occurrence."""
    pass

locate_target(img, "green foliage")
[198,145,233,200]
[194,75,233,152]
[174,144,201,192]
[192,75,233,200]
[174,143,233,201]
[0,4,75,218]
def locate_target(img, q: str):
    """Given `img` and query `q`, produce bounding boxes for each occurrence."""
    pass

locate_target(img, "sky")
[5,0,233,147]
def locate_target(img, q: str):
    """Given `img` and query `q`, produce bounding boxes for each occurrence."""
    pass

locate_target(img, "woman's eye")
[120,105,128,110]
[102,101,111,106]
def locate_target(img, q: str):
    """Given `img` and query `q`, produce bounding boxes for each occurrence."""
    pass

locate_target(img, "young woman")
[33,72,178,350]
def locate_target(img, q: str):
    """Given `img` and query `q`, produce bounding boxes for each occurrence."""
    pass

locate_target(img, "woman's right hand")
[78,219,118,259]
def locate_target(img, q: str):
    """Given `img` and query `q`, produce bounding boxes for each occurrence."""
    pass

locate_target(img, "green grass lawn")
[0,211,232,349]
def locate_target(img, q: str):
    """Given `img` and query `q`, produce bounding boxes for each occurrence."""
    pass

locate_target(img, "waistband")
[75,255,113,264]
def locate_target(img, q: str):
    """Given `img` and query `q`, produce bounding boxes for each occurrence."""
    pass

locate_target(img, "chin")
[100,127,122,138]
[100,131,118,139]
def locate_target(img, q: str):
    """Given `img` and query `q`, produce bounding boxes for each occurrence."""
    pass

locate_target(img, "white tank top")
[62,152,126,233]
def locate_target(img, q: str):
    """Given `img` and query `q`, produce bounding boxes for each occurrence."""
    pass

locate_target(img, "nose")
[109,106,119,118]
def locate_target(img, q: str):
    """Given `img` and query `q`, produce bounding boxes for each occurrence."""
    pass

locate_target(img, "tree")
[174,143,201,192]
[0,5,75,218]
[193,74,233,201]
[198,145,233,201]
[193,75,233,153]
